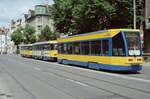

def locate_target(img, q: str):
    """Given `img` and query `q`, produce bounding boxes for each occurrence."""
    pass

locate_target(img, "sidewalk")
[143,62,150,66]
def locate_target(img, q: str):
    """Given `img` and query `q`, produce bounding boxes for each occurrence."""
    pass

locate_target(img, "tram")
[32,40,57,61]
[57,29,143,71]
[20,44,32,57]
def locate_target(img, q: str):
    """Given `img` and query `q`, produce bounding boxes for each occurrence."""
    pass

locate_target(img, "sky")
[0,0,54,28]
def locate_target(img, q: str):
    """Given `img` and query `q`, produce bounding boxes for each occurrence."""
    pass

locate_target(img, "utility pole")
[0,31,2,54]
[133,0,136,29]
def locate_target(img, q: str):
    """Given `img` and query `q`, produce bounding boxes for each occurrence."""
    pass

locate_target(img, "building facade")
[144,0,150,53]
[24,4,54,39]
[146,0,150,29]
[0,28,10,54]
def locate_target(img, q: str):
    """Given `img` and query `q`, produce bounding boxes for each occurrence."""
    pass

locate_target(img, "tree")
[51,0,145,35]
[24,24,36,44]
[11,27,24,54]
[38,25,59,41]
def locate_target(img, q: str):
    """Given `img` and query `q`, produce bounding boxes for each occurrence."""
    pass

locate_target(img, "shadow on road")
[64,64,141,75]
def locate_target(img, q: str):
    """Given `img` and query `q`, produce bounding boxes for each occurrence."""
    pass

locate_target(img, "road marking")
[74,81,88,87]
[54,63,150,84]
[34,67,41,71]
[81,68,150,84]
[34,60,150,84]
[66,79,88,87]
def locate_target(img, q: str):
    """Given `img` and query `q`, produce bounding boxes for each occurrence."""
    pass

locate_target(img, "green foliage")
[51,0,145,35]
[38,25,59,41]
[11,27,24,54]
[24,24,36,44]
[11,27,24,45]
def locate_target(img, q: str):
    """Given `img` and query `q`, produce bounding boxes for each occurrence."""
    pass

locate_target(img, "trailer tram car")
[20,44,32,58]
[57,29,143,71]
[32,41,58,61]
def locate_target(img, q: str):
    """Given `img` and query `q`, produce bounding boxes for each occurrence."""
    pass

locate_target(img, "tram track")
[43,65,150,94]
[3,55,150,98]
[16,56,150,95]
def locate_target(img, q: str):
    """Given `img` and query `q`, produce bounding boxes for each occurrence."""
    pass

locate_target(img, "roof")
[1,28,9,34]
[59,29,140,39]
[32,40,57,46]
[32,41,51,45]
[20,44,32,47]
[58,29,141,42]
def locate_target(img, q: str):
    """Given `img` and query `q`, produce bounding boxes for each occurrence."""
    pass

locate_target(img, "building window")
[148,18,150,23]
[37,16,42,24]
[37,25,42,31]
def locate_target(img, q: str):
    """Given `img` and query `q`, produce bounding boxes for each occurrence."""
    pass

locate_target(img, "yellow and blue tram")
[32,41,58,61]
[20,44,32,57]
[57,29,143,71]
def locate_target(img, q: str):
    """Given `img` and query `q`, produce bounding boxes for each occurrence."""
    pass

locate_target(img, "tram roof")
[59,29,140,39]
[32,41,50,45]
[20,44,32,47]
[57,29,140,42]
[32,40,57,46]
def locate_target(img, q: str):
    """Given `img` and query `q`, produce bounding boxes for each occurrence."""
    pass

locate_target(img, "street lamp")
[133,0,136,29]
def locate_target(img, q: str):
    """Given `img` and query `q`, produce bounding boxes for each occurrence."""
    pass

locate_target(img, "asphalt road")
[0,54,150,99]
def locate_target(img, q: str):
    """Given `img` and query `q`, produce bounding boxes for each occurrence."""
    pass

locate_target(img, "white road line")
[74,81,88,87]
[80,68,150,84]
[66,79,88,87]
[36,60,150,84]
[58,63,150,84]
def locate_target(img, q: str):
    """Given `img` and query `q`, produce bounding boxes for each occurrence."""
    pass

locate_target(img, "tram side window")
[50,44,54,50]
[29,46,32,50]
[102,40,109,56]
[37,46,40,50]
[64,44,67,54]
[40,45,44,50]
[44,44,49,50]
[60,43,67,54]
[91,40,101,56]
[32,46,35,50]
[54,44,57,50]
[35,46,37,50]
[20,47,22,50]
[60,44,64,54]
[81,41,89,55]
[67,43,72,54]
[40,45,42,50]
[21,46,24,50]
[74,42,80,54]
[112,33,125,56]
[26,46,28,50]
[58,44,61,54]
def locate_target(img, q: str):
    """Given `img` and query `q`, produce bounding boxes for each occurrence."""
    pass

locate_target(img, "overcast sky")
[0,0,54,28]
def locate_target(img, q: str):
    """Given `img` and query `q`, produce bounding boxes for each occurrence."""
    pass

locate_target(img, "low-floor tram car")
[20,44,32,58]
[57,29,143,71]
[32,40,58,61]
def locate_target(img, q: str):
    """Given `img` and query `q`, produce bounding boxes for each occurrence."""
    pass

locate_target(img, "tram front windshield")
[124,32,141,56]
